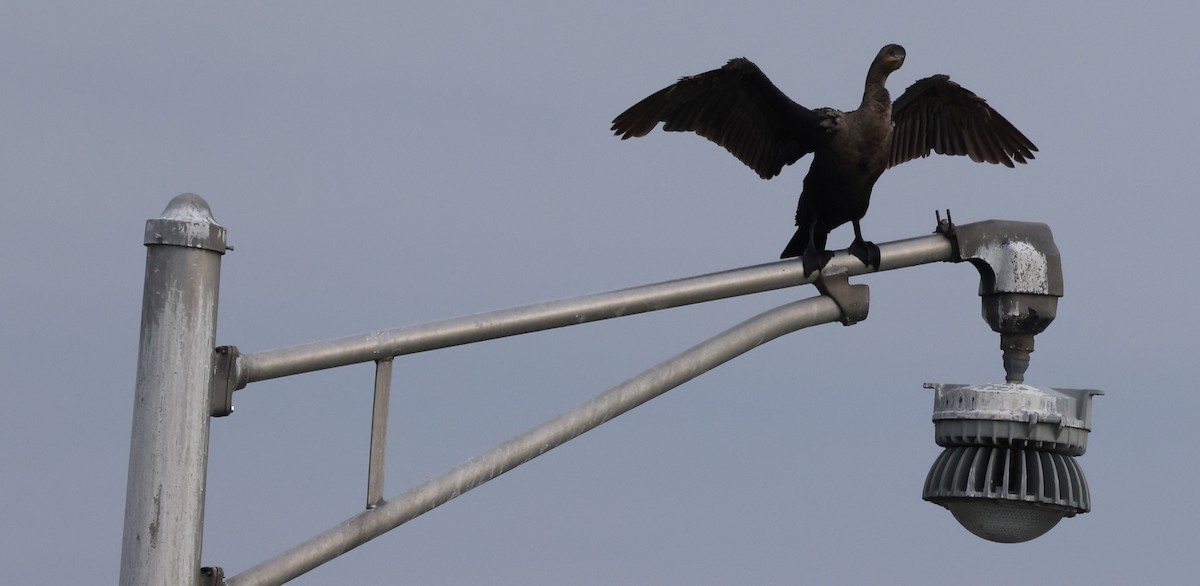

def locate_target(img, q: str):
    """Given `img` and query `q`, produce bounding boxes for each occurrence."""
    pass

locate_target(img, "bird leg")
[802,246,834,278]
[847,220,881,270]
[798,217,833,277]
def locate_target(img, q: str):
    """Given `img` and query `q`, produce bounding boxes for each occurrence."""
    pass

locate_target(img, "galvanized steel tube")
[238,231,953,386]
[120,194,227,586]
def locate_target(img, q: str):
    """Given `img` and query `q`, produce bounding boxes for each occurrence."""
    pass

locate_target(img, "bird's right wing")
[612,58,825,179]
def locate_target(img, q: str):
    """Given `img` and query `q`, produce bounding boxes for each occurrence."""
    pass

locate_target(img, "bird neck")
[860,68,893,115]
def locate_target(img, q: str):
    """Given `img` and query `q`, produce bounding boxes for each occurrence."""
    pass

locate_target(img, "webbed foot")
[802,246,834,278]
[848,237,881,271]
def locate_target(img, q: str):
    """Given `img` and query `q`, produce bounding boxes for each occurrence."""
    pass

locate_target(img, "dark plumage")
[612,44,1037,276]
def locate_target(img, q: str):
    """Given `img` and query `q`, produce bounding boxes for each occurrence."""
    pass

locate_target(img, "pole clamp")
[200,566,225,586]
[210,346,239,417]
[814,267,869,326]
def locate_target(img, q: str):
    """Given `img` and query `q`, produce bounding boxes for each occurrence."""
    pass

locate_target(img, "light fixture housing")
[922,382,1102,543]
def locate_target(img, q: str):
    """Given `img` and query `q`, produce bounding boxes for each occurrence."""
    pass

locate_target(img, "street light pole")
[120,194,1096,584]
[120,194,227,586]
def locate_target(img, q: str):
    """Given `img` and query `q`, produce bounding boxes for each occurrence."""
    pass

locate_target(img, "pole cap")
[144,193,228,253]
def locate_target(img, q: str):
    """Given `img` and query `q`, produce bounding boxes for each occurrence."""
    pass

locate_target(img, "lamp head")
[922,382,1102,542]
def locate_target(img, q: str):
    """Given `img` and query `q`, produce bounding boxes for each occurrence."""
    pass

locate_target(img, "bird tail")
[779,225,810,259]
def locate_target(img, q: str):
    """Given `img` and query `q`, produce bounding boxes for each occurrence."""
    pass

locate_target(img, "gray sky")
[3,2,1196,584]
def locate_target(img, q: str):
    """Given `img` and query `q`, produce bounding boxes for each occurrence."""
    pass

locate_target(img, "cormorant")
[611,44,1037,276]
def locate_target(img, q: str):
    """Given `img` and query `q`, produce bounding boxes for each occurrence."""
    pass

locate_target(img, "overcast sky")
[4,2,1197,584]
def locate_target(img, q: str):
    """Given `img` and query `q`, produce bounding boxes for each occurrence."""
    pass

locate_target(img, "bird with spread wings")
[612,44,1037,277]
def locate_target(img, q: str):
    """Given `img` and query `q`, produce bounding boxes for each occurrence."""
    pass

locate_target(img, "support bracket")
[366,358,393,509]
[199,566,225,586]
[814,267,869,326]
[211,346,239,417]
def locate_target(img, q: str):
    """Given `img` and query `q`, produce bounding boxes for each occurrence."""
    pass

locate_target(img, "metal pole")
[120,194,227,586]
[225,295,846,586]
[366,358,393,508]
[236,231,952,387]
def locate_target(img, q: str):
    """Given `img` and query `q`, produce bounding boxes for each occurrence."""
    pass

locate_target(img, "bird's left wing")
[612,58,825,180]
[889,74,1037,168]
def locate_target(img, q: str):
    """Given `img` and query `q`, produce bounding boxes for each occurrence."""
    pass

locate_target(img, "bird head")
[879,44,906,71]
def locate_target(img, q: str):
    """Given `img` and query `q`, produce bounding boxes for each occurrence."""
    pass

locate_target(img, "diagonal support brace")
[813,267,869,325]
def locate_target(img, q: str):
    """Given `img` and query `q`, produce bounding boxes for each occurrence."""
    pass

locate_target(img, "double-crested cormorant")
[611,44,1037,276]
